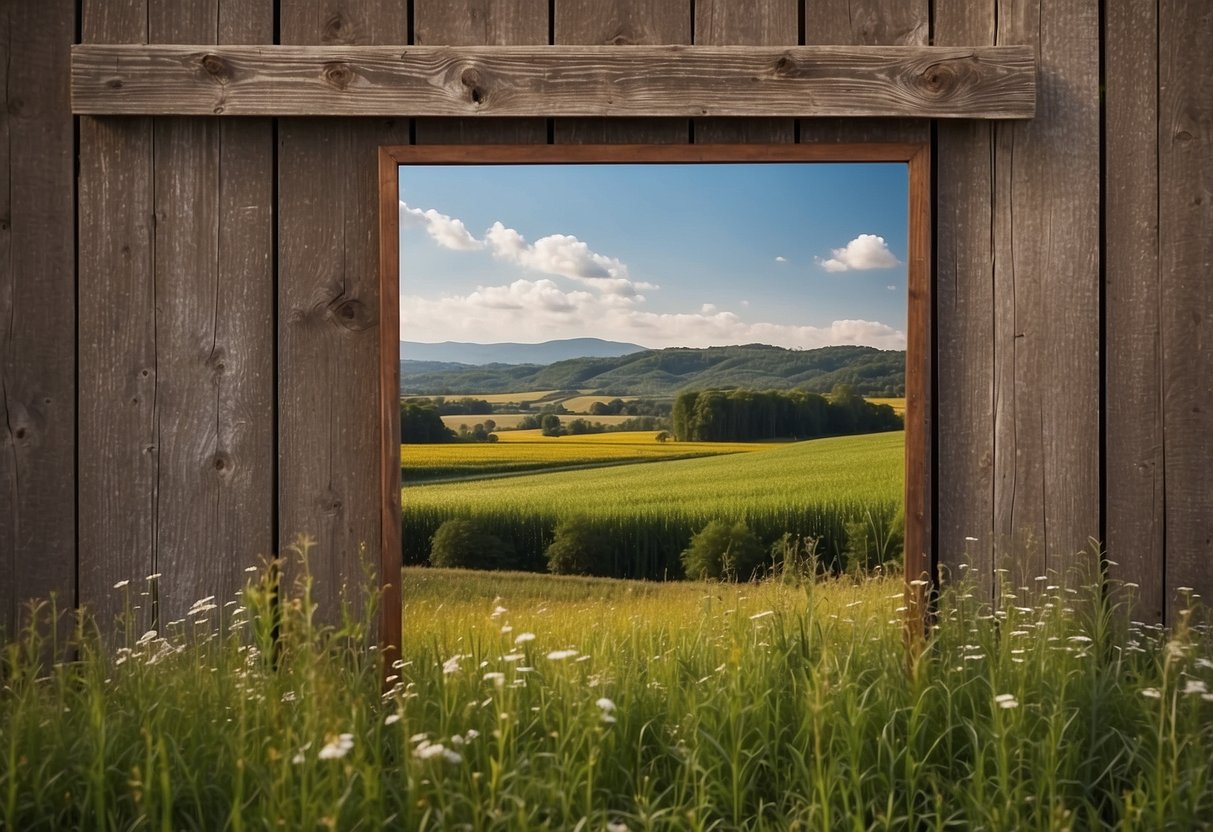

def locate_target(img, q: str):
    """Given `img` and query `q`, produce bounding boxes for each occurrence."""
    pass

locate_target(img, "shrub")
[842,507,904,576]
[545,516,613,576]
[429,518,515,570]
[681,520,766,581]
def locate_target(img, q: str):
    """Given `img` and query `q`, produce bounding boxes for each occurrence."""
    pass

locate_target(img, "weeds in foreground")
[2,543,1212,830]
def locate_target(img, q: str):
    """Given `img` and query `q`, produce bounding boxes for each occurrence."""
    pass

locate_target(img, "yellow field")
[462,390,560,404]
[558,394,641,412]
[440,414,636,431]
[402,431,780,481]
[866,397,906,415]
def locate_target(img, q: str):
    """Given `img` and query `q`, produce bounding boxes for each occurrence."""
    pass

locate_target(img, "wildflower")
[318,734,354,761]
[384,714,401,726]
[281,691,297,703]
[484,671,505,687]
[490,605,508,619]
[145,572,162,581]
[964,536,979,542]
[137,629,158,645]
[1068,635,1093,644]
[1182,679,1208,696]
[596,697,617,723]
[994,693,1019,709]
[750,610,775,620]
[465,729,479,741]
[514,632,536,644]
[442,654,467,675]
[113,580,130,589]
[500,652,524,662]
[500,624,513,634]
[409,733,429,744]
[909,579,929,587]
[547,649,578,661]
[414,741,461,764]
[608,822,629,832]
[1140,688,1162,700]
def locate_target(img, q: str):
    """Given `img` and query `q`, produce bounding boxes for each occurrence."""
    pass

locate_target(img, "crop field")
[558,394,641,412]
[866,396,906,414]
[6,555,1209,830]
[458,390,560,404]
[403,431,771,482]
[439,413,637,431]
[403,431,903,576]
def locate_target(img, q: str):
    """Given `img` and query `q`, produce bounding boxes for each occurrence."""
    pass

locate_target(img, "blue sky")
[399,163,907,350]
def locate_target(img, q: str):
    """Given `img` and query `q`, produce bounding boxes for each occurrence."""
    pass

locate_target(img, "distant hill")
[401,344,905,397]
[399,338,647,366]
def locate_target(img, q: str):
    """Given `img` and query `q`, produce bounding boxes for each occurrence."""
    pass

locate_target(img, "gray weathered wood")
[933,2,995,594]
[1104,0,1164,620]
[278,2,409,625]
[1159,0,1213,618]
[555,0,691,143]
[144,3,275,627]
[414,0,549,144]
[78,0,155,632]
[694,0,798,143]
[71,43,1038,120]
[0,0,77,640]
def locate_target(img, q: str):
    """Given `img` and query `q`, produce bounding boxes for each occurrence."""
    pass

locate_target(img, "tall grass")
[3,545,1211,830]
[403,432,903,576]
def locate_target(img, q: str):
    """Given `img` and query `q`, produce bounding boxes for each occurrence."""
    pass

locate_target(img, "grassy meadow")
[402,432,903,576]
[4,549,1212,830]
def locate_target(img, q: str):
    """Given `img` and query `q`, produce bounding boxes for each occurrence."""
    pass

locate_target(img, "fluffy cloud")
[402,280,905,350]
[774,256,787,263]
[399,201,483,251]
[817,234,900,272]
[485,222,651,298]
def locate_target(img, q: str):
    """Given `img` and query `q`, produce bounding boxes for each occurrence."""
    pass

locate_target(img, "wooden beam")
[72,43,1036,119]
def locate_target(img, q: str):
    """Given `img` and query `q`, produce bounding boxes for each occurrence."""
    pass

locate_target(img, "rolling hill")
[399,337,646,366]
[401,343,905,397]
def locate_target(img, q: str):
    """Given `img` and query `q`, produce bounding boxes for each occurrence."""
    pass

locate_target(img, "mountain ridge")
[399,337,647,366]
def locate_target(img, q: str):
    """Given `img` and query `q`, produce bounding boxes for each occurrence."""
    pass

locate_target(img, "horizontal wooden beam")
[72,44,1035,119]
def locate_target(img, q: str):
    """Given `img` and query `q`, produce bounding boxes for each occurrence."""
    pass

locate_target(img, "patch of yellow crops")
[462,390,560,404]
[866,397,906,414]
[440,414,637,430]
[557,394,640,413]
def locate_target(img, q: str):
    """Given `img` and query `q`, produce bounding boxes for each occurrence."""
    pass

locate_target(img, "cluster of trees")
[511,413,669,436]
[400,401,498,443]
[671,385,901,442]
[427,512,902,581]
[587,398,672,418]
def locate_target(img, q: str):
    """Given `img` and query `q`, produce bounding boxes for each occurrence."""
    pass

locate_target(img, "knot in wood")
[323,13,349,44]
[212,453,231,473]
[772,55,796,76]
[917,61,961,97]
[200,54,232,82]
[323,62,354,90]
[460,68,486,105]
[327,297,372,331]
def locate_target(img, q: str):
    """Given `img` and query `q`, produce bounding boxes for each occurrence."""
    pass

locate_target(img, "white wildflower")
[500,652,524,662]
[964,536,979,542]
[137,629,158,645]
[1182,679,1208,696]
[501,624,513,634]
[608,822,629,832]
[994,693,1019,709]
[484,671,505,687]
[546,649,578,661]
[514,632,536,644]
[113,580,130,589]
[442,654,467,675]
[1140,687,1162,700]
[465,729,479,741]
[750,610,775,620]
[317,733,354,761]
[384,713,401,726]
[145,573,162,581]
[596,697,616,712]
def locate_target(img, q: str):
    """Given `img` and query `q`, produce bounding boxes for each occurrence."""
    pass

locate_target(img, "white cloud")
[774,256,787,263]
[402,280,905,350]
[817,234,900,272]
[485,222,651,297]
[399,201,483,251]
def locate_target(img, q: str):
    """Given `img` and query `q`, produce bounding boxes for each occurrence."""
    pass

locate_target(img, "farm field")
[5,560,1209,830]
[403,431,772,482]
[402,431,904,576]
[461,390,560,404]
[866,396,906,414]
[439,413,637,431]
[558,393,642,412]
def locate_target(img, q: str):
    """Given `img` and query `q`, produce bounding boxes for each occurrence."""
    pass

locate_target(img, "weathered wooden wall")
[2,0,1210,636]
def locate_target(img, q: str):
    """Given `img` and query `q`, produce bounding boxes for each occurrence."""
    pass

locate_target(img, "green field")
[6,558,1209,830]
[403,431,904,576]
[404,430,771,482]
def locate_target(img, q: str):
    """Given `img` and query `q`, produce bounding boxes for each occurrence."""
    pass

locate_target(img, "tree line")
[671,385,901,442]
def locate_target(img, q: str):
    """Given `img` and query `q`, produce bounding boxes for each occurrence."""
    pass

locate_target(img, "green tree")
[681,520,766,581]
[429,519,515,570]
[540,414,563,436]
[545,516,612,576]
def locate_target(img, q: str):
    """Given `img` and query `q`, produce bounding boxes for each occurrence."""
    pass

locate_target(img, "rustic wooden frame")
[72,44,1034,119]
[379,143,932,658]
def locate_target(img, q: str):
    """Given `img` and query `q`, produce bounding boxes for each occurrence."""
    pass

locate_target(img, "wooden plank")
[1104,0,1164,620]
[145,3,275,626]
[377,148,402,670]
[932,3,995,595]
[78,0,154,632]
[1159,0,1213,618]
[0,0,77,639]
[279,2,409,627]
[694,0,798,143]
[71,44,1038,120]
[413,0,548,144]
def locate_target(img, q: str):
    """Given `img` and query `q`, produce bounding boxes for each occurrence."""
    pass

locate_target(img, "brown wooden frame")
[378,143,932,659]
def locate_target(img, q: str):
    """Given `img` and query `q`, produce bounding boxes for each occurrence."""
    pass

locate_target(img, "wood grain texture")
[1104,0,1164,620]
[377,148,402,669]
[1159,0,1213,617]
[71,43,1037,120]
[78,0,154,631]
[933,3,995,593]
[143,4,275,626]
[0,0,77,638]
[413,0,549,144]
[279,1,409,627]
[694,0,798,143]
